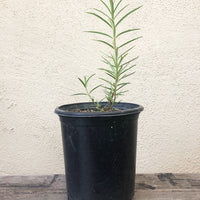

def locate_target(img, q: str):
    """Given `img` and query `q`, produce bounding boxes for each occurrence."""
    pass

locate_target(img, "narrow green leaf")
[99,97,106,102]
[116,82,130,91]
[85,31,112,39]
[99,67,115,78]
[116,28,140,38]
[118,53,128,66]
[106,96,110,101]
[106,85,114,94]
[119,65,136,75]
[108,53,114,63]
[106,72,115,79]
[78,77,86,88]
[106,92,112,101]
[115,4,129,19]
[101,57,115,72]
[114,0,123,12]
[117,82,131,86]
[121,65,136,74]
[119,36,142,49]
[87,74,95,84]
[110,54,117,67]
[109,0,114,17]
[90,84,102,94]
[98,68,114,75]
[99,78,113,86]
[119,72,135,81]
[73,93,87,96]
[121,56,139,66]
[119,46,135,58]
[84,76,87,83]
[100,51,113,59]
[101,56,112,66]
[116,5,143,26]
[99,0,112,15]
[102,85,112,90]
[87,12,112,28]
[116,90,129,96]
[118,90,129,94]
[93,8,111,20]
[94,39,114,49]
[110,18,115,31]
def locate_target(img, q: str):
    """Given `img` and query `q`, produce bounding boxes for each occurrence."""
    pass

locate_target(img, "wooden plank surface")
[0,174,200,200]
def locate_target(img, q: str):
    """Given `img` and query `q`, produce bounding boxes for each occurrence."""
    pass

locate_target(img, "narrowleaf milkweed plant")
[74,0,142,111]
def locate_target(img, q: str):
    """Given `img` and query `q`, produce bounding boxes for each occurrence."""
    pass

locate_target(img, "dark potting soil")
[67,108,121,113]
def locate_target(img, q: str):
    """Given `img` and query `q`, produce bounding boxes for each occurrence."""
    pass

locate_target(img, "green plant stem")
[111,29,118,109]
[85,87,102,110]
[107,2,119,110]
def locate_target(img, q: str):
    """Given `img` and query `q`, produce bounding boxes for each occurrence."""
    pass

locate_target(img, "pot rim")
[55,102,144,117]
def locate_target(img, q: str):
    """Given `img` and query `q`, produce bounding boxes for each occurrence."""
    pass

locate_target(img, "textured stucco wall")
[0,0,200,175]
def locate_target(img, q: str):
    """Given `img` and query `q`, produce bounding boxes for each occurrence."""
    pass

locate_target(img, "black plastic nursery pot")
[55,102,143,200]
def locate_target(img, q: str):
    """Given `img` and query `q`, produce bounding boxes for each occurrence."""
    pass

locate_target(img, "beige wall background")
[0,0,200,175]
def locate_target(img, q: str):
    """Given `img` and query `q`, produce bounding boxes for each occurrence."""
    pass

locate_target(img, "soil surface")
[68,108,121,113]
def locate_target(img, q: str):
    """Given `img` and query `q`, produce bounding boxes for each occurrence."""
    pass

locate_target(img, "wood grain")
[0,174,200,200]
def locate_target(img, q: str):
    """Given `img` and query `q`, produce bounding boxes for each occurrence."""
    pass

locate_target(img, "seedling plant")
[74,0,142,111]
